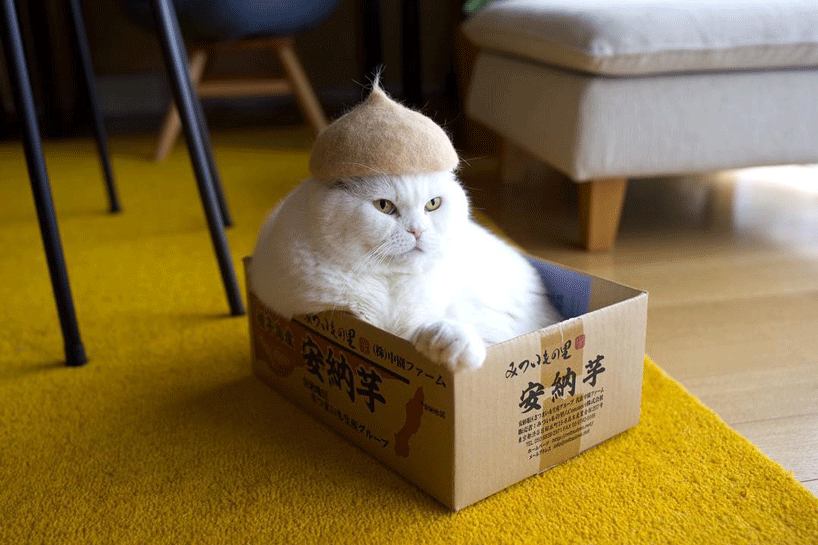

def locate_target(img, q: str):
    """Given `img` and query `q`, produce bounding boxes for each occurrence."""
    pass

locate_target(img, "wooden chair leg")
[154,49,208,162]
[276,40,328,135]
[577,178,628,251]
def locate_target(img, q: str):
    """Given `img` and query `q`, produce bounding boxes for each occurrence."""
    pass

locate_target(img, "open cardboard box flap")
[245,256,647,511]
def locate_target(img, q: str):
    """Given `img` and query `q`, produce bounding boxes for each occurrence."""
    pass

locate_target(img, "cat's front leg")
[410,320,486,371]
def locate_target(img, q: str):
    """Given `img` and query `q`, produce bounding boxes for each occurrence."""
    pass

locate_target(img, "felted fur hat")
[308,83,459,181]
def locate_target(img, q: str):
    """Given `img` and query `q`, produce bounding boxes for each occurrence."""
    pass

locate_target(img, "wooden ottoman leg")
[578,178,627,251]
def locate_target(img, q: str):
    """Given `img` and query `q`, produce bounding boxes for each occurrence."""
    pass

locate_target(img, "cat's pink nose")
[408,228,422,240]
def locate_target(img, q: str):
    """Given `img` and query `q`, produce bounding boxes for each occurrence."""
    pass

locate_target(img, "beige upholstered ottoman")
[463,0,818,250]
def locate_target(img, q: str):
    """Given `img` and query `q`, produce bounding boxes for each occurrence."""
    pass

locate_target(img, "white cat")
[249,170,563,371]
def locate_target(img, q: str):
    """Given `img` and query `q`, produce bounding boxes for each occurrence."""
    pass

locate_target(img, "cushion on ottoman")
[467,52,818,180]
[463,0,818,76]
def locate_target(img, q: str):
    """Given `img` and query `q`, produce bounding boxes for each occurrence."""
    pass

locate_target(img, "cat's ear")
[330,177,364,191]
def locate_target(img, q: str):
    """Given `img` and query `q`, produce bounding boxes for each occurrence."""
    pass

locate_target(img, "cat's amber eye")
[375,199,396,215]
[425,197,442,211]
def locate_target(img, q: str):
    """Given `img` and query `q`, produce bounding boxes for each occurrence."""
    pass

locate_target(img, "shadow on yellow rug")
[1,131,816,544]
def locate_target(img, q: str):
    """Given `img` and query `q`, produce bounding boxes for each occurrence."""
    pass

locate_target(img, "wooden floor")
[460,158,818,497]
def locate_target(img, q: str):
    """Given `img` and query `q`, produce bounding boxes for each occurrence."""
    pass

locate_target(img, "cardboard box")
[245,257,647,511]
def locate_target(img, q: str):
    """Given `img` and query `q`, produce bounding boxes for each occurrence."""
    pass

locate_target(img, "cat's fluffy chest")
[340,266,451,339]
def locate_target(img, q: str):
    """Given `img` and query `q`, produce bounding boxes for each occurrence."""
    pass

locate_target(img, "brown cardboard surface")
[589,275,644,313]
[244,256,647,511]
[537,319,585,473]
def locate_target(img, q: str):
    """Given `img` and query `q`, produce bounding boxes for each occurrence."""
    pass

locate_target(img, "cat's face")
[312,171,470,272]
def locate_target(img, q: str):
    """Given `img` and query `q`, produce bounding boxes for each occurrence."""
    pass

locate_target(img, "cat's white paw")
[410,320,487,371]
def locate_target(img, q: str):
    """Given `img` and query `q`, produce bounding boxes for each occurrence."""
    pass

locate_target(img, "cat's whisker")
[329,241,390,317]
[458,155,489,167]
[352,242,387,276]
[371,248,392,272]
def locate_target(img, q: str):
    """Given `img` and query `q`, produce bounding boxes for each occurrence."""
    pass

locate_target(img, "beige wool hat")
[308,83,459,181]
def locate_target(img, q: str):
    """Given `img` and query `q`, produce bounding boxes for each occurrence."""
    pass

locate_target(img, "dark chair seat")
[120,0,338,42]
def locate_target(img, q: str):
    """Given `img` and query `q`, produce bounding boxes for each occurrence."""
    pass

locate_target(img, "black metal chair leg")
[149,0,244,316]
[192,87,233,227]
[67,0,121,214]
[1,0,88,366]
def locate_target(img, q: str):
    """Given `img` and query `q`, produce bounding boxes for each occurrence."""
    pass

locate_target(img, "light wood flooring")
[460,158,818,497]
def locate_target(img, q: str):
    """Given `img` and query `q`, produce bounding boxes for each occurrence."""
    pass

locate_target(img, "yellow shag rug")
[1,129,816,544]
